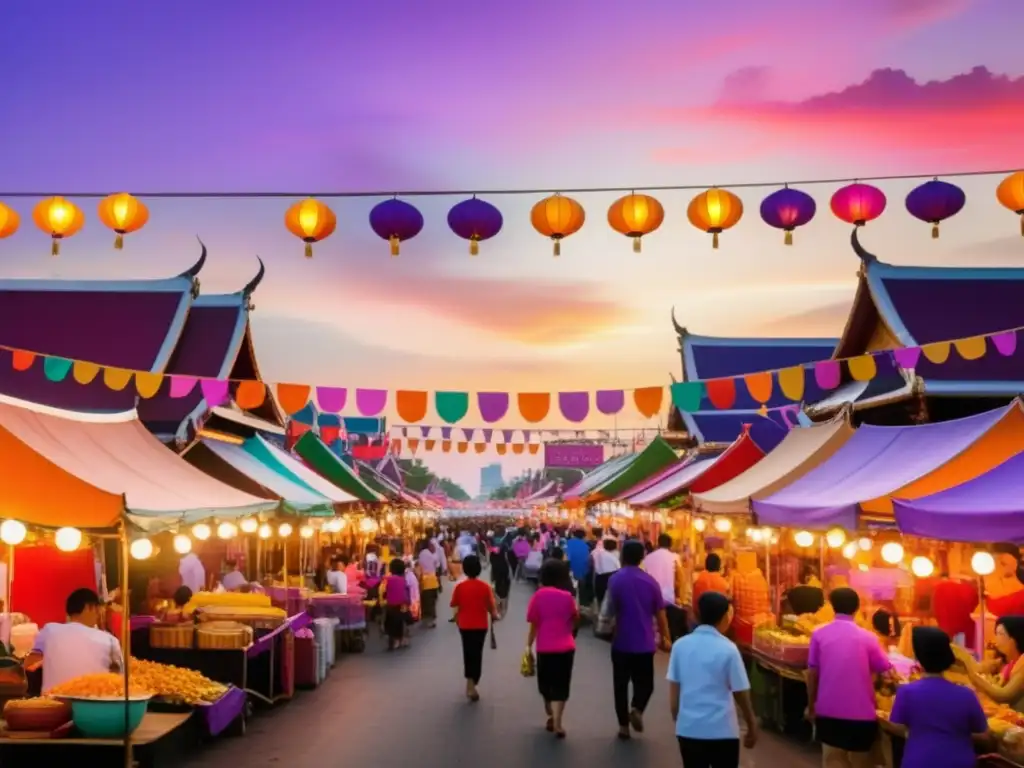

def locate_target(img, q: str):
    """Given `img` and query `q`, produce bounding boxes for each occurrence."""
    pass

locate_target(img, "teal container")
[66,697,150,738]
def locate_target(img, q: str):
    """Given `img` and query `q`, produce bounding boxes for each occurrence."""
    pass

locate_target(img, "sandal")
[554,729,566,739]
[545,718,554,732]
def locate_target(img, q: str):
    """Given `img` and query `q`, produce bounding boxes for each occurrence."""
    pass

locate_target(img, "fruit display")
[3,697,72,732]
[753,627,811,666]
[48,672,152,699]
[184,591,272,613]
[128,659,227,705]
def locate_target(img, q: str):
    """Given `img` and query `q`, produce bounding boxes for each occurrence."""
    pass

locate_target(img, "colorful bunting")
[396,390,428,422]
[633,387,663,419]
[518,393,550,423]
[42,356,72,383]
[847,354,876,382]
[275,383,309,414]
[671,382,703,413]
[103,367,134,391]
[777,366,805,401]
[135,371,163,399]
[704,378,736,409]
[993,331,1017,357]
[436,391,470,424]
[596,389,625,416]
[11,350,35,371]
[316,386,347,413]
[558,391,589,422]
[73,360,101,385]
[169,375,196,398]
[954,336,987,361]
[201,378,231,407]
[355,388,387,416]
[921,342,951,364]
[235,380,266,409]
[893,347,921,369]
[743,371,773,403]
[478,392,509,422]
[814,360,841,390]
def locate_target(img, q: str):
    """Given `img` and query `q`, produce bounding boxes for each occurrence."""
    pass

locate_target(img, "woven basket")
[197,622,253,650]
[149,623,195,649]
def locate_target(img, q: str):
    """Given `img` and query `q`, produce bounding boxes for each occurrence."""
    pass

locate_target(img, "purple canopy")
[894,451,1024,544]
[752,405,1014,530]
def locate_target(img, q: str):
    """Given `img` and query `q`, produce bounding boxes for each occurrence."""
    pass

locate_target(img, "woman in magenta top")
[526,559,579,738]
[383,559,410,650]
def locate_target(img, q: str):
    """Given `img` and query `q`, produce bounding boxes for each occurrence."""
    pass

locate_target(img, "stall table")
[748,649,811,741]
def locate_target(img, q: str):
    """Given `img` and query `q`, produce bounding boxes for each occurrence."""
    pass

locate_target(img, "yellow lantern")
[32,196,85,255]
[531,194,585,256]
[0,202,19,240]
[284,198,337,258]
[687,188,743,249]
[996,171,1024,236]
[607,193,664,252]
[97,193,149,250]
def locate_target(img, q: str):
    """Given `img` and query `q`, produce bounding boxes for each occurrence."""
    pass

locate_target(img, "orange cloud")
[652,66,1024,168]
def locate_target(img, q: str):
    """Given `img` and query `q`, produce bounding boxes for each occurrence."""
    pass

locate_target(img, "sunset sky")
[0,0,1022,493]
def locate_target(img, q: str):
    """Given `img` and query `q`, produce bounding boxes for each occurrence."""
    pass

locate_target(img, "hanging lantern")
[284,198,337,258]
[130,538,154,560]
[759,186,816,245]
[97,192,149,249]
[369,198,424,257]
[687,188,743,249]
[192,523,212,541]
[32,196,85,256]
[173,534,192,554]
[793,530,815,548]
[447,196,503,255]
[530,194,585,256]
[0,202,19,240]
[54,527,82,552]
[905,179,965,239]
[0,520,27,546]
[880,541,904,564]
[607,193,664,252]
[830,183,886,227]
[996,171,1024,236]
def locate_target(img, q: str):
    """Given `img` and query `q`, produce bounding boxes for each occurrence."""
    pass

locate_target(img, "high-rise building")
[479,463,504,497]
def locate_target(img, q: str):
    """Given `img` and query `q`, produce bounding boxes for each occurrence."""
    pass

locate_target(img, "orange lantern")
[688,188,743,249]
[996,171,1024,236]
[0,203,19,240]
[284,198,337,258]
[531,194,585,256]
[607,193,664,252]
[32,196,85,256]
[97,193,149,250]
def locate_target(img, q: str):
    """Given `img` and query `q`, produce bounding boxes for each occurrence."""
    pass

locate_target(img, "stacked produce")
[49,672,151,698]
[129,659,227,705]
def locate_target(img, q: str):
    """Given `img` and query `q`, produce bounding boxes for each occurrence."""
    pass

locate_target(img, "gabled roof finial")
[850,227,878,265]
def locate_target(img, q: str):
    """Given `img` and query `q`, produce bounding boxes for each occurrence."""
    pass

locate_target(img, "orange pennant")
[103,366,134,391]
[953,336,986,361]
[72,360,100,384]
[496,443,508,455]
[512,444,525,455]
[704,378,736,409]
[457,442,469,454]
[442,440,452,453]
[235,380,267,410]
[134,371,163,399]
[847,354,877,382]
[276,383,311,414]
[11,350,35,371]
[474,442,486,454]
[633,386,664,419]
[743,371,773,404]
[518,392,551,423]
[921,342,951,364]
[396,390,428,423]
[391,438,402,454]
[424,439,436,452]
[408,438,420,454]
[777,366,805,402]
[528,444,539,455]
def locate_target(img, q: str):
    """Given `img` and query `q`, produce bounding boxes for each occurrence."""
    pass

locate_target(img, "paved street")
[184,583,819,768]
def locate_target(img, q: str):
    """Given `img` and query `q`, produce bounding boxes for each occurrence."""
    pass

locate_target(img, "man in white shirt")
[179,553,206,593]
[455,531,476,562]
[643,534,688,641]
[220,560,248,591]
[326,557,348,595]
[25,588,124,693]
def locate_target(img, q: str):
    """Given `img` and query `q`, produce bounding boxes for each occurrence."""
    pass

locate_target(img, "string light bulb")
[825,528,846,548]
[713,518,732,533]
[881,542,905,565]
[278,522,293,538]
[793,530,814,548]
[239,518,259,534]
[258,523,272,540]
[911,556,935,578]
[972,551,996,576]
[54,527,82,552]
[192,523,212,541]
[0,520,27,546]
[130,538,153,560]
[842,542,858,559]
[173,534,192,554]
[217,522,238,540]
[299,525,314,539]
[693,518,707,533]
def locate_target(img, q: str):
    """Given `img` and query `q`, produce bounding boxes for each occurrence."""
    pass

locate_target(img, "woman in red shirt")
[450,555,498,701]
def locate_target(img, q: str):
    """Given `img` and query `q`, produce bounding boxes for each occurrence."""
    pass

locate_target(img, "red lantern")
[830,183,886,227]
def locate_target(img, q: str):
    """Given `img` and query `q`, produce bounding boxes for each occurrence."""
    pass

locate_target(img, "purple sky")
[0,0,1022,492]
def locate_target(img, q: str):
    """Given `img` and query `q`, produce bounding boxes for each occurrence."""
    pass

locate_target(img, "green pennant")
[435,391,469,424]
[43,356,74,383]
[670,381,704,413]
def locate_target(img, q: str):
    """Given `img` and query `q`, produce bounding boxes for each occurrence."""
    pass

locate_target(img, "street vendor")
[783,565,825,616]
[955,615,1024,711]
[24,588,123,693]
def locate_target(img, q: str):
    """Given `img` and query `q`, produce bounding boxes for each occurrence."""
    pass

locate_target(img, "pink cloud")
[874,0,977,32]
[652,66,1024,168]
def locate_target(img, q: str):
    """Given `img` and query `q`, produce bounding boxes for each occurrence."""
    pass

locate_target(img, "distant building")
[479,463,504,497]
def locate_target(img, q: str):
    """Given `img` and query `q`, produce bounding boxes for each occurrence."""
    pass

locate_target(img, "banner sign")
[544,443,605,469]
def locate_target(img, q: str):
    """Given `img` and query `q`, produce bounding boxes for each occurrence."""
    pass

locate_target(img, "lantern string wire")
[0,167,1017,199]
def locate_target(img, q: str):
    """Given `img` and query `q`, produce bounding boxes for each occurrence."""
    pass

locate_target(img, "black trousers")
[666,604,688,642]
[677,737,740,768]
[460,629,488,683]
[595,572,613,606]
[611,650,655,726]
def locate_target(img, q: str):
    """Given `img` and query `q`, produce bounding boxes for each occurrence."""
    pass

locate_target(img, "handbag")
[520,649,535,677]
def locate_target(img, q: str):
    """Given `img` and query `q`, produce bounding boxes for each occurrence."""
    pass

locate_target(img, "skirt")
[815,716,878,752]
[493,576,511,600]
[383,605,406,640]
[536,650,575,702]
[421,588,438,621]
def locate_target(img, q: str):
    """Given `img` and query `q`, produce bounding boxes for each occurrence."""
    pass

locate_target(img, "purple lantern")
[369,198,424,256]
[905,179,966,239]
[759,187,817,245]
[447,196,503,255]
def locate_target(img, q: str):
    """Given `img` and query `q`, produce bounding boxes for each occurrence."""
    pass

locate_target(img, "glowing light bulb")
[972,551,996,576]
[0,520,27,546]
[239,518,259,534]
[793,530,814,548]
[881,542,904,565]
[911,556,935,578]
[54,527,82,552]
[842,542,858,559]
[217,522,238,540]
[130,538,153,560]
[713,518,732,534]
[258,524,272,540]
[748,528,764,543]
[693,518,707,533]
[858,537,872,551]
[192,523,212,541]
[300,525,314,539]
[173,534,192,554]
[825,528,846,548]
[278,522,293,537]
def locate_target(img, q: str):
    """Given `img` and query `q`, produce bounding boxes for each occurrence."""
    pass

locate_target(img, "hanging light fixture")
[713,518,733,533]
[239,518,259,534]
[278,522,293,538]
[299,525,315,539]
[972,551,996,576]
[130,538,154,560]
[54,527,82,552]
[258,524,273,540]
[693,518,707,533]
[173,534,193,554]
[825,528,846,548]
[793,530,815,548]
[0,520,27,546]
[858,537,873,551]
[217,522,238,540]
[911,556,935,578]
[881,542,905,564]
[192,523,212,541]
[842,542,858,559]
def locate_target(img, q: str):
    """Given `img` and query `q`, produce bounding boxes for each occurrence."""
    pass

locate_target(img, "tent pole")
[120,522,134,768]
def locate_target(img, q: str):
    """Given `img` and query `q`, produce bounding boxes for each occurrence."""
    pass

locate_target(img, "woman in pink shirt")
[526,559,579,739]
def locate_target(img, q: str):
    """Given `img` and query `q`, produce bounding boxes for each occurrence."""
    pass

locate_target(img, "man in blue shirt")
[667,591,757,767]
[565,529,590,584]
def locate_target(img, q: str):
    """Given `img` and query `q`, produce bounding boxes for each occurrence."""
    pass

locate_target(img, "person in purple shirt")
[889,626,989,768]
[602,540,671,740]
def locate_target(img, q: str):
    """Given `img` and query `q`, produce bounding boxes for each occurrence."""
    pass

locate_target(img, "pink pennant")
[891,347,921,369]
[992,331,1018,357]
[355,388,387,416]
[168,376,197,398]
[316,386,347,413]
[200,378,230,407]
[814,360,841,390]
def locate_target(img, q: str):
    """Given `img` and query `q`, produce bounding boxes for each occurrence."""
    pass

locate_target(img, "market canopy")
[0,396,274,530]
[894,451,1024,544]
[622,456,719,507]
[693,415,855,516]
[561,452,638,502]
[293,432,384,503]
[584,437,678,501]
[753,402,1024,531]
[188,437,337,514]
